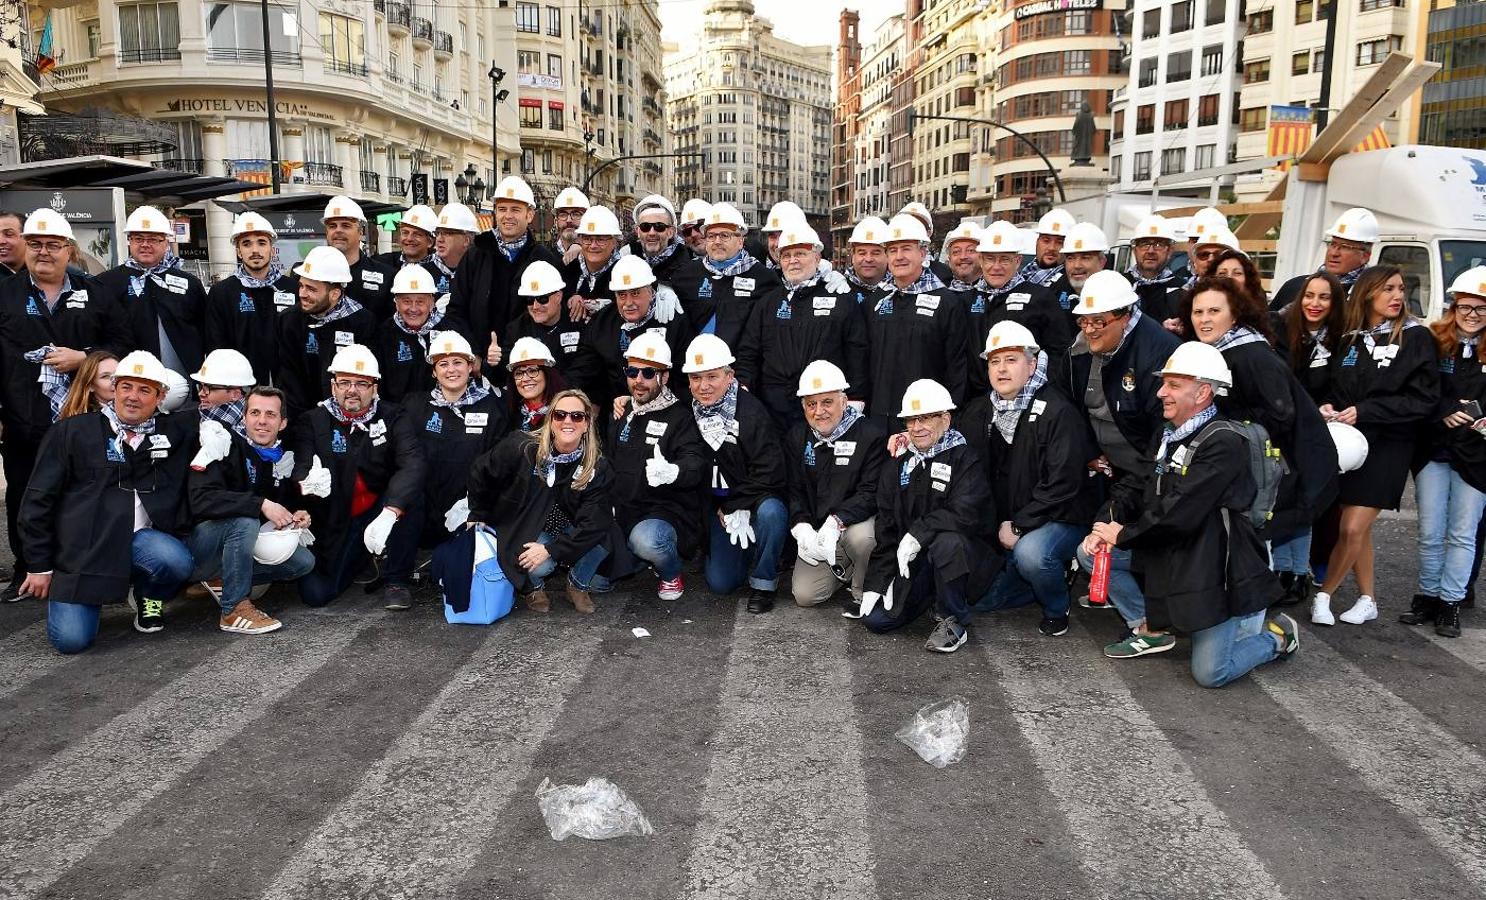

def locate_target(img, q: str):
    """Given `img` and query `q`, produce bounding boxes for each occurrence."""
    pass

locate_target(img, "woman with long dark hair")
[1274,271,1347,401]
[58,350,119,419]
[505,337,570,433]
[1211,249,1269,316]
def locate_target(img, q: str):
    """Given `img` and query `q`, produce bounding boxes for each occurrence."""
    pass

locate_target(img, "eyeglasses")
[550,409,589,423]
[636,222,671,234]
[332,378,375,390]
[26,241,68,254]
[1132,239,1169,250]
[705,231,740,242]
[1193,248,1223,261]
[129,235,168,246]
[576,234,613,244]
[1325,239,1369,254]
[681,224,701,235]
[1077,313,1126,331]
[513,365,545,380]
[1456,304,1486,318]
[196,384,237,393]
[903,413,944,426]
[624,365,662,380]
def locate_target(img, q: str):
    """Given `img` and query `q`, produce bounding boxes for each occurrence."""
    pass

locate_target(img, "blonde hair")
[535,388,600,490]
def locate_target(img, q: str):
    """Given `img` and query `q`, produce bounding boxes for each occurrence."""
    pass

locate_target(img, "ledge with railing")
[156,158,205,174]
[301,161,344,186]
[434,31,453,55]
[387,175,408,196]
[325,58,369,77]
[207,47,302,65]
[360,170,381,192]
[119,47,182,64]
[412,18,434,42]
[386,2,411,29]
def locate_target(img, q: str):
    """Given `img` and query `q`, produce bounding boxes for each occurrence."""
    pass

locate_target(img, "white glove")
[849,582,895,619]
[271,450,296,481]
[645,443,680,487]
[897,532,921,579]
[363,507,398,555]
[299,454,332,498]
[816,516,842,567]
[723,509,755,549]
[436,292,451,313]
[581,296,613,314]
[653,283,682,324]
[791,522,822,565]
[298,528,316,548]
[444,496,470,532]
[820,262,851,295]
[190,420,232,470]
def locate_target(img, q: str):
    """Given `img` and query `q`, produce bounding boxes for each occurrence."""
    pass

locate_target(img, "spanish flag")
[1351,124,1391,154]
[1267,105,1314,171]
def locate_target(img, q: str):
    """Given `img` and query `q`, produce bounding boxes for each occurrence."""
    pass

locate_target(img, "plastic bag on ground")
[895,697,970,769]
[534,776,655,841]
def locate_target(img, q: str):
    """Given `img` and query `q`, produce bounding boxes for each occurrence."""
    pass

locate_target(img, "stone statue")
[1071,102,1095,167]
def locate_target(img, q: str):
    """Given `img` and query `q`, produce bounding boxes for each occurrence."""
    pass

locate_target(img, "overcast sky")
[660,0,905,51]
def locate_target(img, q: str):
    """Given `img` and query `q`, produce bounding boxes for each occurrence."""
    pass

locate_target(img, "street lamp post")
[582,152,703,195]
[454,163,484,205]
[259,0,281,192]
[908,110,1068,205]
[489,64,508,178]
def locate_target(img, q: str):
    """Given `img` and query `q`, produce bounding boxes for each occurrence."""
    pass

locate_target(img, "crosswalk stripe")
[982,620,1289,900]
[1418,627,1486,673]
[0,621,66,703]
[0,622,365,899]
[260,612,614,899]
[1253,638,1486,888]
[679,604,876,900]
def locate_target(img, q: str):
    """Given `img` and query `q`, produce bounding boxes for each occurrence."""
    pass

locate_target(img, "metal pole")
[1316,0,1339,131]
[490,64,498,181]
[260,0,281,192]
[913,112,1066,204]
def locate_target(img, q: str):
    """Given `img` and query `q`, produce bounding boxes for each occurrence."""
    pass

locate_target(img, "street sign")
[411,174,429,205]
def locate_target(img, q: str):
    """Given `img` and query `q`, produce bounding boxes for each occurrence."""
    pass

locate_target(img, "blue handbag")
[438,525,515,625]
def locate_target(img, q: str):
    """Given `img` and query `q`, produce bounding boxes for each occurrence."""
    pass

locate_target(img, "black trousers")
[2,434,39,578]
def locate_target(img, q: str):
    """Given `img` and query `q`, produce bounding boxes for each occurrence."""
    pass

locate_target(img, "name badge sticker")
[916,294,941,311]
[833,441,856,456]
[465,413,489,428]
[930,461,952,481]
[149,434,171,449]
[273,291,295,308]
[362,270,385,285]
[560,331,580,348]
[813,296,837,310]
[733,277,756,292]
[646,419,669,436]
[335,330,354,346]
[369,420,388,439]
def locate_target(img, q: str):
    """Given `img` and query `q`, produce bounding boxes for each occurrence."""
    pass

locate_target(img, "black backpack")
[1186,419,1288,529]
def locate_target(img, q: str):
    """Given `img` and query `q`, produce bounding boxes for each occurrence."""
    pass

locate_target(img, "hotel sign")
[1014,0,1101,19]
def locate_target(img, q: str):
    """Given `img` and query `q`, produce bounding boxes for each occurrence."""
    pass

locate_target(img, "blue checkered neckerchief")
[320,395,379,431]
[948,276,978,292]
[535,442,585,480]
[497,233,529,262]
[308,295,363,325]
[235,259,285,290]
[393,307,445,341]
[22,345,70,422]
[1212,326,1269,352]
[810,403,862,447]
[976,272,1028,297]
[990,352,1049,444]
[1336,264,1364,287]
[1125,265,1175,289]
[845,268,878,290]
[1155,404,1217,472]
[782,272,823,300]
[429,378,492,410]
[693,380,738,420]
[702,250,758,278]
[577,248,623,294]
[645,237,684,269]
[879,268,945,294]
[101,401,156,442]
[1019,259,1062,287]
[201,397,248,438]
[902,428,967,478]
[124,253,182,298]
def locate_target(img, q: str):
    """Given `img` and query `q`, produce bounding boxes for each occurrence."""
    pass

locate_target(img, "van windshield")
[1442,241,1486,293]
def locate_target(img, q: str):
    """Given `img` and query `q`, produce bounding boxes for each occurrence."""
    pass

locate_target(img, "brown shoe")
[523,589,551,613]
[565,582,595,614]
[219,599,282,635]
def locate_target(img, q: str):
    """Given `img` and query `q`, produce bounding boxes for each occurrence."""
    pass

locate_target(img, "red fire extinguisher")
[1088,547,1111,607]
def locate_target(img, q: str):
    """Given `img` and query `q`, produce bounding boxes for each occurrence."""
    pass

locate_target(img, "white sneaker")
[1311,591,1335,626]
[1339,595,1378,625]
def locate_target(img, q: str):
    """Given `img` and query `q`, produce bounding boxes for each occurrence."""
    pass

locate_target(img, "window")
[517,50,540,73]
[1168,51,1191,81]
[207,3,299,60]
[547,5,562,35]
[1142,8,1160,38]
[1205,0,1225,25]
[1198,93,1220,126]
[1136,104,1155,135]
[521,149,534,173]
[1171,0,1194,32]
[520,104,541,128]
[547,53,562,79]
[1292,51,1310,75]
[1110,154,1122,181]
[1133,151,1152,181]
[1243,59,1270,83]
[1164,98,1189,129]
[1201,45,1223,76]
[1359,0,1404,9]
[1357,37,1401,66]
[1161,147,1186,176]
[1239,106,1267,132]
[118,2,181,61]
[305,125,333,164]
[516,2,539,32]
[1195,143,1215,169]
[1113,109,1125,138]
[318,12,365,75]
[1139,57,1158,87]
[85,20,101,57]
[1065,49,1091,74]
[1295,0,1314,22]
[542,149,553,175]
[1247,9,1273,33]
[226,118,275,158]
[1314,48,1327,72]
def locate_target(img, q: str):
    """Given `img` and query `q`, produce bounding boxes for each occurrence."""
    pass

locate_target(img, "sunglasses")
[550,409,589,423]
[624,365,662,380]
[636,222,671,234]
[526,293,556,305]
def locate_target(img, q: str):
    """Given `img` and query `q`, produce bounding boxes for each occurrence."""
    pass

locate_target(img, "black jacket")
[449,231,563,371]
[1420,340,1486,493]
[581,307,695,406]
[625,239,695,285]
[562,256,621,304]
[1271,315,1334,403]
[1122,269,1187,323]
[276,302,378,417]
[606,397,709,557]
[671,257,784,350]
[21,410,197,604]
[204,273,298,385]
[700,387,786,515]
[398,390,509,534]
[1326,323,1440,442]
[735,279,870,400]
[93,262,207,376]
[371,314,474,405]
[289,400,425,565]
[189,432,303,523]
[345,254,397,322]
[783,414,886,528]
[1117,416,1281,632]
[966,281,1074,397]
[505,312,605,401]
[960,383,1099,533]
[0,273,132,442]
[862,285,975,420]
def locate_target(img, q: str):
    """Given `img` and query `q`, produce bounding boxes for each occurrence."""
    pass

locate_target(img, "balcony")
[412,17,433,47]
[387,2,410,34]
[433,30,453,57]
[374,0,385,12]
[50,62,93,87]
[119,47,181,64]
[387,175,408,197]
[325,58,369,77]
[207,47,302,66]
[301,161,344,186]
[156,158,205,174]
[360,170,381,193]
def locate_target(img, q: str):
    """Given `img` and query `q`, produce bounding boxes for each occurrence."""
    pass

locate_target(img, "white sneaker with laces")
[1338,594,1378,625]
[1311,591,1335,626]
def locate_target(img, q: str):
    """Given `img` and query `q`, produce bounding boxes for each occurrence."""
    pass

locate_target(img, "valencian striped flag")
[1267,105,1314,171]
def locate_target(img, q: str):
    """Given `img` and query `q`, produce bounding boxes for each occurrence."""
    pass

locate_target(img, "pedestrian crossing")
[0,591,1484,900]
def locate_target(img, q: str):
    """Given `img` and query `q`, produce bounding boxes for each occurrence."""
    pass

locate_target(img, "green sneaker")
[1266,613,1300,658]
[1103,631,1175,658]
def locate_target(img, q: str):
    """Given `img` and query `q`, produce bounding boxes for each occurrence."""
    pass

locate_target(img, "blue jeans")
[1415,460,1486,602]
[629,518,683,581]
[1075,542,1146,630]
[706,496,788,593]
[862,533,978,633]
[46,528,194,654]
[527,528,609,590]
[47,601,101,655]
[186,517,315,613]
[1189,610,1279,688]
[1270,528,1312,576]
[978,521,1083,618]
[298,505,383,608]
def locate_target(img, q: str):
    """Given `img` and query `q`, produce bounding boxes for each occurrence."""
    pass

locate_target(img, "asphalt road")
[1,505,1483,900]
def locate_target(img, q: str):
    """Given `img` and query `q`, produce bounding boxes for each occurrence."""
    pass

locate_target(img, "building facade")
[907,0,983,233]
[1420,0,1486,150]
[830,10,862,251]
[666,0,833,229]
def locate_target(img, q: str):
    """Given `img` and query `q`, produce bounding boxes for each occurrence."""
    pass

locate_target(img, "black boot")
[1435,602,1462,638]
[1274,573,1306,607]
[746,589,775,614]
[1398,593,1440,625]
[1275,572,1295,603]
[1464,587,1476,609]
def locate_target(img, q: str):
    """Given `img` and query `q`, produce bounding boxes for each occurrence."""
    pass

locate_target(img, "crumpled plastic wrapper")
[895,697,970,769]
[534,776,655,841]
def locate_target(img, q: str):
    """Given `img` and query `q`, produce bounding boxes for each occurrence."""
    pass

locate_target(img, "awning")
[0,155,264,203]
[217,191,407,219]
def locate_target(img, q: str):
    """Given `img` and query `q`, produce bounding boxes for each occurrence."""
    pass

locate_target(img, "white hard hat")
[1187,207,1228,242]
[517,260,566,297]
[982,320,1040,359]
[1064,222,1109,254]
[322,195,366,223]
[796,359,849,397]
[326,343,381,380]
[577,206,623,238]
[400,204,439,235]
[884,213,930,245]
[611,254,657,290]
[762,201,805,234]
[634,194,677,223]
[1036,208,1076,237]
[680,198,713,225]
[681,333,736,373]
[23,208,73,241]
[1327,421,1369,473]
[1448,265,1486,300]
[554,186,591,211]
[848,216,889,246]
[778,223,821,251]
[944,221,982,246]
[1160,341,1232,387]
[508,336,557,370]
[1073,270,1140,315]
[428,331,477,362]
[897,378,955,418]
[192,348,256,388]
[493,176,537,208]
[1133,214,1175,242]
[124,206,171,236]
[160,369,191,413]
[1195,228,1243,252]
[900,201,934,234]
[293,245,353,285]
[977,220,1023,254]
[115,350,172,390]
[436,202,479,233]
[253,523,303,565]
[231,211,277,240]
[1325,207,1379,245]
[624,331,673,369]
[392,264,437,295]
[704,203,748,234]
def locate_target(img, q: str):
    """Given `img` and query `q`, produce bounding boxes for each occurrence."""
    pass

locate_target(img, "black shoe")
[1039,615,1070,636]
[1398,593,1440,625]
[1464,587,1476,609]
[746,590,775,614]
[1273,573,1310,608]
[1436,602,1462,638]
[128,594,165,634]
[1,578,22,603]
[383,583,413,611]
